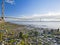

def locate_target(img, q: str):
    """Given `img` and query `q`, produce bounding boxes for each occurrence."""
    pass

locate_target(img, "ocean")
[9,21,60,29]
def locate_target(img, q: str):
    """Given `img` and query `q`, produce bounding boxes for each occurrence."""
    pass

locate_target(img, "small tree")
[19,32,24,39]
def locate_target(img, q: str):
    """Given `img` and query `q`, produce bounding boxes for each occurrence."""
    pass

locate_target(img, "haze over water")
[10,21,60,29]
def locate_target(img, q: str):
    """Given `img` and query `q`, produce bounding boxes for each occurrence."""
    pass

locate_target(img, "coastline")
[0,22,60,34]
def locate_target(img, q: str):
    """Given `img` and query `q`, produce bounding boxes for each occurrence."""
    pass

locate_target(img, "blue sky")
[0,0,60,19]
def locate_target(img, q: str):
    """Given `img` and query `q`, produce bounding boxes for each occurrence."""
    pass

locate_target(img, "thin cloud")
[5,0,15,4]
[5,12,60,21]
[19,12,60,19]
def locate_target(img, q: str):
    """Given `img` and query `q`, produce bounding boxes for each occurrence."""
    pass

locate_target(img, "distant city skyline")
[0,0,60,21]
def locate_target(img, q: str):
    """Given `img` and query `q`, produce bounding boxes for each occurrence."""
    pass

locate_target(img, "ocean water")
[10,21,60,29]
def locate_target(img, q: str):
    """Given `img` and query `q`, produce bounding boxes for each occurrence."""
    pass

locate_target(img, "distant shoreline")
[6,20,60,23]
[7,22,59,29]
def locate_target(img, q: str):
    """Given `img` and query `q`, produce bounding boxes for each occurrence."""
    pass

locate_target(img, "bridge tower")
[1,0,4,22]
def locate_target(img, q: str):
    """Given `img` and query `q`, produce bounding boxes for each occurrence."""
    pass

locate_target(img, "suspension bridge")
[0,0,60,22]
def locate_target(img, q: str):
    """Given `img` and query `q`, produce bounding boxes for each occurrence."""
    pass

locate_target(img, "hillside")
[0,22,27,33]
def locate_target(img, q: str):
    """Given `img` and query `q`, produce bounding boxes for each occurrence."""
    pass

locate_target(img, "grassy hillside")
[0,22,26,33]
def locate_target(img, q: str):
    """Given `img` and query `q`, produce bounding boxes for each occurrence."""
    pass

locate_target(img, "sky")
[0,0,60,21]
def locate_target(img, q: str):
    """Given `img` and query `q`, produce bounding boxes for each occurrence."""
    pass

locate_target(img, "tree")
[17,40,30,45]
[57,28,59,32]
[19,32,24,39]
[17,33,30,45]
[34,31,39,37]
[9,39,16,45]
